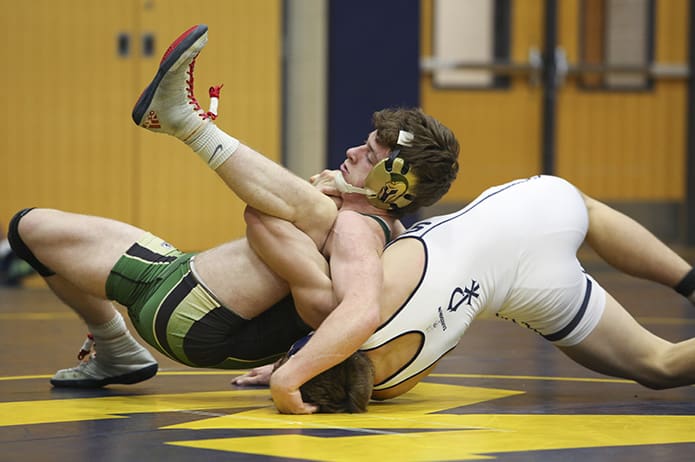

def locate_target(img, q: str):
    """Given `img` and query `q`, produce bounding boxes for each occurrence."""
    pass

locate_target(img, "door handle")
[142,33,155,58]
[421,47,544,86]
[117,32,130,58]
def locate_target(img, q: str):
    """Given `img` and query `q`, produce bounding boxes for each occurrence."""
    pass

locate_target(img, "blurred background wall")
[1,0,692,251]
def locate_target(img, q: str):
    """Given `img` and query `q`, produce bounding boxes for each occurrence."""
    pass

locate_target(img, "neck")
[340,193,391,217]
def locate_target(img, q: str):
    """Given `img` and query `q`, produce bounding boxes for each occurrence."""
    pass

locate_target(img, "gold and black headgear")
[335,130,418,211]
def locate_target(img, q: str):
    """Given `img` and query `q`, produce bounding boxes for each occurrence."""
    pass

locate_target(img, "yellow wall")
[556,0,688,200]
[421,0,690,203]
[1,0,282,251]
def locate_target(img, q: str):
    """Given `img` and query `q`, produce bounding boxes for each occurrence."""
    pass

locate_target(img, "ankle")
[186,122,240,169]
[674,268,695,304]
[87,312,127,341]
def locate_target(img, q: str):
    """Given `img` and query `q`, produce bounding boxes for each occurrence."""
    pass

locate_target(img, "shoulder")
[336,210,396,243]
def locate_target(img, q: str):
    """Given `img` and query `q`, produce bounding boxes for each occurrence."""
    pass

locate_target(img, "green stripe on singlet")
[359,213,392,242]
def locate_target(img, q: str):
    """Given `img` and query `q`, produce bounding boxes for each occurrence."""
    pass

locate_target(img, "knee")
[9,208,45,247]
[297,197,338,246]
[7,208,55,277]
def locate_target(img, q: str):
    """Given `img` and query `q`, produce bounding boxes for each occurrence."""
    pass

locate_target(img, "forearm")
[246,208,336,327]
[269,211,387,413]
[271,296,380,390]
[273,212,384,389]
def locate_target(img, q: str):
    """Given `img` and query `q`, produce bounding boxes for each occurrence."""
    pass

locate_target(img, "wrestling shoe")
[50,346,158,388]
[132,24,211,141]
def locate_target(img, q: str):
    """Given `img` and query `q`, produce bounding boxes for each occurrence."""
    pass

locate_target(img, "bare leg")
[132,25,337,248]
[45,276,117,325]
[194,236,291,319]
[583,194,691,288]
[213,144,337,247]
[14,208,157,387]
[18,208,145,298]
[560,292,695,389]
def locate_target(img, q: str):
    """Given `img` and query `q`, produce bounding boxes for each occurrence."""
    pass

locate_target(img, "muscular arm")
[270,211,384,413]
[245,207,336,329]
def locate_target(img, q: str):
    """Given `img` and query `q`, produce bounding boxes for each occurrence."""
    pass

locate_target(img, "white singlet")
[360,175,606,391]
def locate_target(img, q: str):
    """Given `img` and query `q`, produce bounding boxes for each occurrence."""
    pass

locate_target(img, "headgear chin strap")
[334,171,370,195]
[335,149,418,211]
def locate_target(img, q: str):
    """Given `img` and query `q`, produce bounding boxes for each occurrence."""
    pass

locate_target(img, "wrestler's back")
[366,181,522,398]
[365,175,587,399]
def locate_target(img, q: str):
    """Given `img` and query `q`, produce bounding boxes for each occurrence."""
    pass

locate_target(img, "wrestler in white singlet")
[361,175,606,391]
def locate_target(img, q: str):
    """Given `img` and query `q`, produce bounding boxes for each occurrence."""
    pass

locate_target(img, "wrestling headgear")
[335,130,418,211]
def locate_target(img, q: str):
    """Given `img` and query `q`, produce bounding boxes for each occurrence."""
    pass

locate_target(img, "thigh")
[130,255,307,369]
[195,238,289,319]
[22,209,146,298]
[559,291,671,382]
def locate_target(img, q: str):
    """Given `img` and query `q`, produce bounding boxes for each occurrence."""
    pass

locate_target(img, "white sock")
[87,311,127,340]
[187,122,241,170]
[87,312,151,361]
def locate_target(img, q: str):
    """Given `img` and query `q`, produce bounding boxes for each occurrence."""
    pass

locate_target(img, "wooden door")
[420,0,546,201]
[134,0,283,250]
[0,0,139,223]
[556,0,689,201]
[0,1,284,252]
[420,0,690,215]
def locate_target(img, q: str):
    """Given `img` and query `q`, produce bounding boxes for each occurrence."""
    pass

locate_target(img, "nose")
[345,146,359,162]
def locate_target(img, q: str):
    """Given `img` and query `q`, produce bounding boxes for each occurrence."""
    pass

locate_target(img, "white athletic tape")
[397,130,414,146]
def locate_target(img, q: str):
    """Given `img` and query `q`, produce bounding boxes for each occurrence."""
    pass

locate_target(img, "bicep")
[329,214,386,304]
[246,208,333,295]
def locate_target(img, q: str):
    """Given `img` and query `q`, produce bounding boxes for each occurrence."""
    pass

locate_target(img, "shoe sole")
[50,363,158,389]
[131,24,208,126]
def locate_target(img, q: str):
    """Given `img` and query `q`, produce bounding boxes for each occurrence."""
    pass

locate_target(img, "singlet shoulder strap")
[359,213,392,242]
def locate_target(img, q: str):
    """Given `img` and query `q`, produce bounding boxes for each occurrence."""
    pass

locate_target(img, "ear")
[364,152,418,210]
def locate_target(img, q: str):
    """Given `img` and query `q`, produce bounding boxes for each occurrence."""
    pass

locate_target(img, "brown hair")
[373,108,460,217]
[274,352,375,413]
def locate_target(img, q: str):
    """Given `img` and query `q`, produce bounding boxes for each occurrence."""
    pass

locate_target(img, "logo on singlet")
[431,280,481,332]
[437,306,448,331]
[403,220,432,234]
[447,280,480,312]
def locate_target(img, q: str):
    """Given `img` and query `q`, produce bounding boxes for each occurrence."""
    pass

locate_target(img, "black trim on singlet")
[388,176,535,248]
[128,243,178,263]
[542,276,593,342]
[154,272,198,358]
[368,237,429,336]
[360,331,424,386]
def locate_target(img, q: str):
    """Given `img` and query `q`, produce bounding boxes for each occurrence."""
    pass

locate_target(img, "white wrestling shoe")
[132,24,211,140]
[51,346,158,389]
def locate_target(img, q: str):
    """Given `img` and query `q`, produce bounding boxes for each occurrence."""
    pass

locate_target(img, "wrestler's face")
[340,131,390,188]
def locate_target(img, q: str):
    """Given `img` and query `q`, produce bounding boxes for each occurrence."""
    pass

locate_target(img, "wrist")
[271,358,304,392]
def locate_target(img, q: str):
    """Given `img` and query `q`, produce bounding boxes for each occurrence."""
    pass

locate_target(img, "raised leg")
[133,24,337,247]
